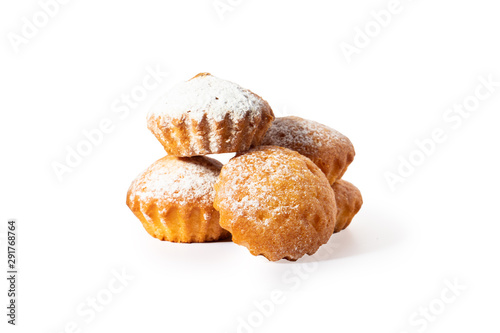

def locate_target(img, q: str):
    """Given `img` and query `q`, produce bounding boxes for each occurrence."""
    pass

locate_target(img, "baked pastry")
[147,73,275,156]
[332,180,363,233]
[260,116,355,184]
[214,146,337,261]
[126,155,230,243]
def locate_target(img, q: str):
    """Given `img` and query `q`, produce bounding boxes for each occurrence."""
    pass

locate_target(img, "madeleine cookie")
[332,180,363,233]
[260,116,355,184]
[147,73,275,156]
[214,146,337,261]
[126,155,230,243]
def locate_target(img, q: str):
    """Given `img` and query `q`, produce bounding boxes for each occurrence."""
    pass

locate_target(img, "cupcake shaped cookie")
[214,146,337,261]
[126,155,230,243]
[332,179,363,233]
[260,116,355,184]
[147,73,275,156]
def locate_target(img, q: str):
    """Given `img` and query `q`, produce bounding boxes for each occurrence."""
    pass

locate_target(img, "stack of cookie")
[126,73,362,261]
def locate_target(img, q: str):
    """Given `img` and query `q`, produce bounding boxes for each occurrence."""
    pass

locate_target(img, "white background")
[1,0,500,332]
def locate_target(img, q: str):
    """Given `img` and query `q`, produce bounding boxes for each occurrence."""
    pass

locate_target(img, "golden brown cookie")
[214,146,337,261]
[147,73,275,156]
[126,155,230,243]
[332,180,363,233]
[260,116,355,184]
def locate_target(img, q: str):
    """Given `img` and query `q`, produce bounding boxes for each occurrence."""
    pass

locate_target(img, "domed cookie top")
[260,116,355,184]
[214,146,337,261]
[126,155,230,243]
[148,73,274,156]
[127,155,222,207]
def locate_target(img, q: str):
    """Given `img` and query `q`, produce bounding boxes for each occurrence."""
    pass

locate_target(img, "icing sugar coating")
[261,116,355,184]
[148,73,268,123]
[126,155,230,243]
[214,146,337,261]
[262,116,348,153]
[128,155,222,208]
[216,148,306,220]
[146,73,275,156]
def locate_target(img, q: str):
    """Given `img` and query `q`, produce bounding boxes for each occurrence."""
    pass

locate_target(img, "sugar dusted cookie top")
[149,73,268,122]
[147,73,275,156]
[127,155,222,208]
[126,155,230,243]
[214,146,337,261]
[261,116,355,184]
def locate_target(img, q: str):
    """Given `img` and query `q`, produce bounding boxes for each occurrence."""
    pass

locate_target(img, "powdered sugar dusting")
[262,116,349,155]
[214,145,337,260]
[148,73,267,123]
[216,146,319,226]
[129,156,222,207]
